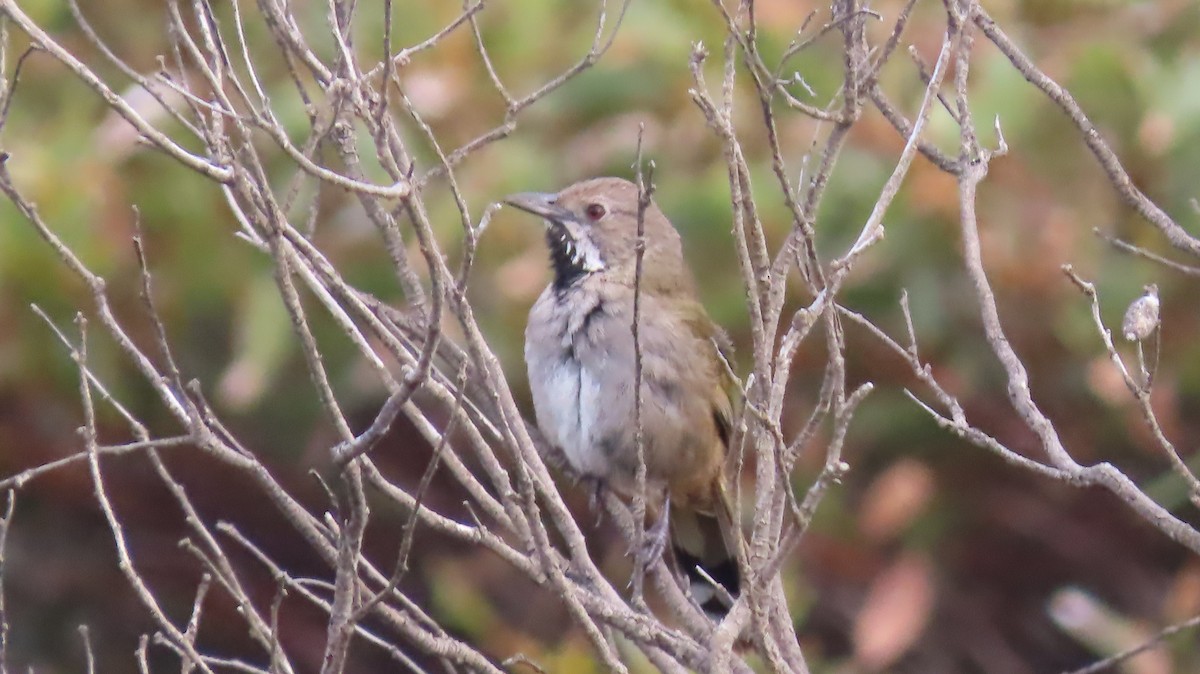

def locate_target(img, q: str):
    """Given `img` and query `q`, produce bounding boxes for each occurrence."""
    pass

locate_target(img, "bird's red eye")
[584,203,606,220]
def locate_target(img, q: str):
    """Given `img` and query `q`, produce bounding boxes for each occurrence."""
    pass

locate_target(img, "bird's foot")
[633,502,670,574]
[627,513,670,595]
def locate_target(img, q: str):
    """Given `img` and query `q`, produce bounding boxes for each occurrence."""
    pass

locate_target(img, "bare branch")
[1062,612,1200,674]
[975,6,1200,258]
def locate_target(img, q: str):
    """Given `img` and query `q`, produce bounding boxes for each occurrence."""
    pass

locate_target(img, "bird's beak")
[504,192,574,224]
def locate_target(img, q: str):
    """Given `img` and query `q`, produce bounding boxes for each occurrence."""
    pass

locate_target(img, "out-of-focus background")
[1,0,1199,671]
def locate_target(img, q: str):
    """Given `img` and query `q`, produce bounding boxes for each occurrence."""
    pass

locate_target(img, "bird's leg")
[627,498,670,593]
[580,475,606,526]
[637,494,671,569]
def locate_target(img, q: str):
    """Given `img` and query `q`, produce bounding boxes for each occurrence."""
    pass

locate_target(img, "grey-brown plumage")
[507,177,739,615]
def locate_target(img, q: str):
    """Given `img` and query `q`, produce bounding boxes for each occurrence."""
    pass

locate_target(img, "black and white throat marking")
[546,220,605,291]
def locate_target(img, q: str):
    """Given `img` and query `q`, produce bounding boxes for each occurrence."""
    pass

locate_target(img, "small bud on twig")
[1122,283,1159,342]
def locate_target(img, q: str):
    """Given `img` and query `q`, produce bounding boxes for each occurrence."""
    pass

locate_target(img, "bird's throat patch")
[547,222,604,290]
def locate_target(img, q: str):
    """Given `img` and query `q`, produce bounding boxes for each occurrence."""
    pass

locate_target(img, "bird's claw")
[632,505,670,574]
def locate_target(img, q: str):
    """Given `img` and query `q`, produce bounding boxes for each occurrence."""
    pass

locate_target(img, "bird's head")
[505,177,684,292]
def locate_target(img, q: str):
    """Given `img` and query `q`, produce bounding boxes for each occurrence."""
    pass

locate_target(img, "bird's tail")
[670,492,740,618]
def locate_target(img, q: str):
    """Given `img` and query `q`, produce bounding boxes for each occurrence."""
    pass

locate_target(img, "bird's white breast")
[534,351,607,478]
[525,285,612,480]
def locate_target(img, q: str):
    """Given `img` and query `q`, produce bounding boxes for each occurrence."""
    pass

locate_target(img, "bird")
[505,176,741,617]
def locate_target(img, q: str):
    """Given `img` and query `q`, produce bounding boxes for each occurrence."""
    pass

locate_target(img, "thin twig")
[629,125,654,609]
[0,491,12,674]
[1062,613,1200,674]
